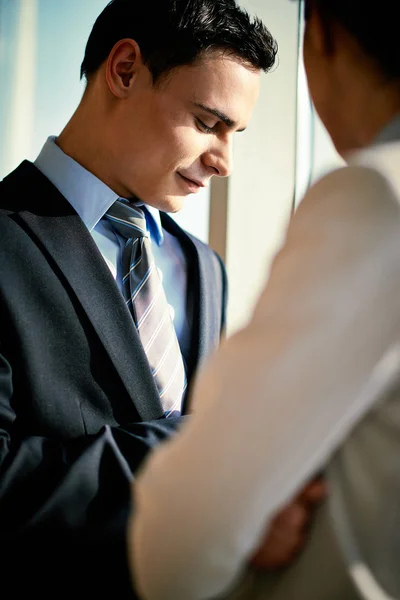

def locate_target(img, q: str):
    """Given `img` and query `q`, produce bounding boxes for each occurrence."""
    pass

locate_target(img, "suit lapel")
[161,213,223,409]
[6,162,164,421]
[186,229,224,364]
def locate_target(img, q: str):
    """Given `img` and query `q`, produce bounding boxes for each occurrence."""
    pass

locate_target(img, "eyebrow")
[192,102,246,133]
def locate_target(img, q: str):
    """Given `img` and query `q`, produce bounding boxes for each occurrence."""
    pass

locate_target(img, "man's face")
[106,51,260,212]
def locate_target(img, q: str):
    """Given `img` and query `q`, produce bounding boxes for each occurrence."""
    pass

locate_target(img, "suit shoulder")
[0,179,15,215]
[161,212,224,262]
[184,227,218,256]
[0,160,46,213]
[182,227,226,276]
[0,182,16,220]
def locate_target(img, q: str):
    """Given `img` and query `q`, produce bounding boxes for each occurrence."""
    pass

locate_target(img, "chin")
[161,195,186,214]
[134,193,185,214]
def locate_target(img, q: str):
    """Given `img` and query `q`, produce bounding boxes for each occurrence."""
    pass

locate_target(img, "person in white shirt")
[128,1,400,599]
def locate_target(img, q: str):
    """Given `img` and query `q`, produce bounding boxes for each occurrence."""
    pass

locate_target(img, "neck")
[326,31,400,154]
[340,84,400,153]
[56,86,127,196]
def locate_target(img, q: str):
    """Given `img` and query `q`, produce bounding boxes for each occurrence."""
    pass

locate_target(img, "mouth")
[177,173,206,194]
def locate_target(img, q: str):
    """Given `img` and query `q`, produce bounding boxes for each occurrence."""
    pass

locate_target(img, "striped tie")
[106,200,186,417]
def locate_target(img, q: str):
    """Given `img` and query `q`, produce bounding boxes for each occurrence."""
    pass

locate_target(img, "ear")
[105,38,142,98]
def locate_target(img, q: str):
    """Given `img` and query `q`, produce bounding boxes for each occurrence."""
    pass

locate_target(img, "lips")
[177,172,207,193]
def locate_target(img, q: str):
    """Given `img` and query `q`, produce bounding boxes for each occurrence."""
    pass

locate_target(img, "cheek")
[151,125,207,173]
[171,125,207,163]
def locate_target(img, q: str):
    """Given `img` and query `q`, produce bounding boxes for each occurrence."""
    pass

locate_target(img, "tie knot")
[105,199,148,240]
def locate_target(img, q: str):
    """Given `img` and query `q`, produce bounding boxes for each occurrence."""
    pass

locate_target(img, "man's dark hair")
[305,0,400,81]
[80,0,277,83]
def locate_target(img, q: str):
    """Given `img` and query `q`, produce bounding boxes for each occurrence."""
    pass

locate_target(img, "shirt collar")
[34,136,164,245]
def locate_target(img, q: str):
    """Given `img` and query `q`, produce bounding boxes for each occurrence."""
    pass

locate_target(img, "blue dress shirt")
[34,137,190,358]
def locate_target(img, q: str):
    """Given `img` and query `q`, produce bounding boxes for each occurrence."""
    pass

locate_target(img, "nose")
[203,135,233,178]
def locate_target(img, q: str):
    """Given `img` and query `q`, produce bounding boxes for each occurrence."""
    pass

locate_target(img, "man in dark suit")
[0,0,279,596]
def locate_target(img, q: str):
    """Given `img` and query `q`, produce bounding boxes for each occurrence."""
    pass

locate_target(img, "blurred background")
[0,0,344,334]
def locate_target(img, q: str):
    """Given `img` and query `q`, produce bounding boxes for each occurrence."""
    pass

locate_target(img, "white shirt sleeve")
[128,165,400,600]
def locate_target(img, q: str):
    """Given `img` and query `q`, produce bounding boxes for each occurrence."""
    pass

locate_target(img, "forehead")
[161,52,261,126]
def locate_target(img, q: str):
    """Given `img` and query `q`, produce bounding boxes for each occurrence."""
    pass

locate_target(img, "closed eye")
[195,117,217,134]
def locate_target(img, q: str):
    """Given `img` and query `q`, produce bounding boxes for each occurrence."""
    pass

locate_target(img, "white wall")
[221,0,299,335]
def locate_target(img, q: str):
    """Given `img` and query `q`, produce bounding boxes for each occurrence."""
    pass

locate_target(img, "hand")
[249,477,327,571]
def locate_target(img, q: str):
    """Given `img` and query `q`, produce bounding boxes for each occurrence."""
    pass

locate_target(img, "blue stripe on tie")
[137,281,163,328]
[123,254,143,284]
[151,333,175,375]
[159,360,182,398]
[106,214,146,236]
[164,380,187,417]
[131,263,154,301]
[144,309,169,353]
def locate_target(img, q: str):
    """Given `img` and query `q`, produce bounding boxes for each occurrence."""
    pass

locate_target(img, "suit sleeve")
[0,344,187,597]
[129,166,400,600]
[214,250,228,338]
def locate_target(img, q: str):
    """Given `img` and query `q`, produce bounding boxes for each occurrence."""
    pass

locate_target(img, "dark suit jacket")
[0,161,227,597]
